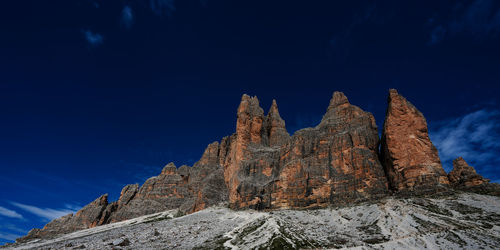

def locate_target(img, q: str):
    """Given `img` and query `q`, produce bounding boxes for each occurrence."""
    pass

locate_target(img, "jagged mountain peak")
[14,90,498,246]
[328,91,350,109]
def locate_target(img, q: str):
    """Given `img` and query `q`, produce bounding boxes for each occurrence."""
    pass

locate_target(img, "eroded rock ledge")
[17,89,497,243]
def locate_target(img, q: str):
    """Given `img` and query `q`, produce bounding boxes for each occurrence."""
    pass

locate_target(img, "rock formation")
[19,89,498,243]
[448,157,489,187]
[17,194,111,242]
[271,92,389,209]
[220,92,388,210]
[107,155,228,222]
[380,89,449,193]
[265,99,290,147]
[221,95,289,209]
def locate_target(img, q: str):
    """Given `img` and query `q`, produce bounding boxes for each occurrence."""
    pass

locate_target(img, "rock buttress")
[380,89,449,193]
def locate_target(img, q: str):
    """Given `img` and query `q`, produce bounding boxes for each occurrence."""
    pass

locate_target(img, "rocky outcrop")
[17,194,111,242]
[380,89,449,193]
[108,154,228,222]
[21,89,496,243]
[106,163,192,222]
[448,157,489,187]
[19,148,229,242]
[117,184,139,207]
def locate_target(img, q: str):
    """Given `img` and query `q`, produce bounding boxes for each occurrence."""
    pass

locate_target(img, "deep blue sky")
[1,0,500,244]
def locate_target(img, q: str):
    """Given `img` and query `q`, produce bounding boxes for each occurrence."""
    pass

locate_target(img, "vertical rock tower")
[380,89,449,193]
[222,94,290,209]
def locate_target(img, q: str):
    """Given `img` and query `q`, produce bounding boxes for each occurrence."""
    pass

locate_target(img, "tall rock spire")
[236,94,265,145]
[380,89,449,193]
[223,94,267,206]
[265,99,289,147]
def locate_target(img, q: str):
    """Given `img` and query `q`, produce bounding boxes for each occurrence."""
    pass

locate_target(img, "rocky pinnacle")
[380,89,449,193]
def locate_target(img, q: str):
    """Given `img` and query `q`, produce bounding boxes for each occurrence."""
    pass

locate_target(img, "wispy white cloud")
[1,223,27,234]
[0,206,23,219]
[63,203,82,212]
[9,202,79,221]
[430,109,500,181]
[121,5,134,29]
[83,30,103,46]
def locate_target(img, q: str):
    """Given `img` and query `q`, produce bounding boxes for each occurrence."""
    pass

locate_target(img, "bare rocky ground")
[3,192,500,250]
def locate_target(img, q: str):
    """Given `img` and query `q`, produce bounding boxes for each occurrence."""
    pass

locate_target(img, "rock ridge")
[17,89,497,243]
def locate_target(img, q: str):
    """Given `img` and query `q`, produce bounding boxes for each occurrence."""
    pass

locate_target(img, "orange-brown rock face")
[448,157,489,187]
[272,92,388,208]
[223,92,388,209]
[221,95,291,209]
[380,89,449,193]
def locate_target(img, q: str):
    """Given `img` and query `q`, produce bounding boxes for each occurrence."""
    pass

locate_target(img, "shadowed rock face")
[107,154,228,222]
[22,89,494,243]
[380,89,449,193]
[449,157,489,187]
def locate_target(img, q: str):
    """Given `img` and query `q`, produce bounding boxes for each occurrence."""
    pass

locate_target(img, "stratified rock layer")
[448,157,489,187]
[380,89,449,193]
